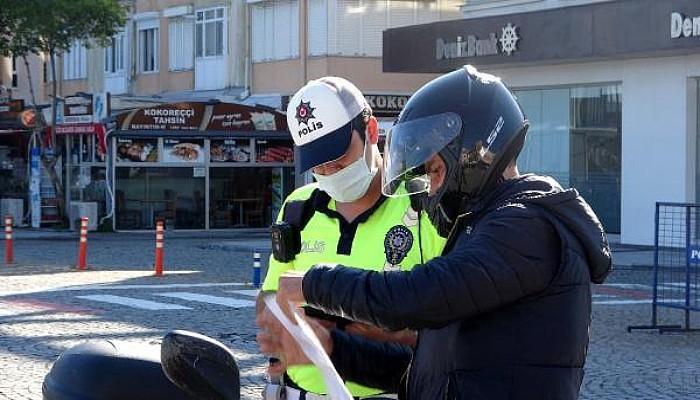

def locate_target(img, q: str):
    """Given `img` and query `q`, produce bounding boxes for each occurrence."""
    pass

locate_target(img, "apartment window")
[169,17,194,70]
[63,40,87,80]
[251,1,299,61]
[105,32,126,74]
[138,20,159,73]
[196,7,225,58]
[11,56,18,87]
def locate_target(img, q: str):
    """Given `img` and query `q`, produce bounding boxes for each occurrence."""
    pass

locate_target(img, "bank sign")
[671,12,700,38]
[436,23,520,60]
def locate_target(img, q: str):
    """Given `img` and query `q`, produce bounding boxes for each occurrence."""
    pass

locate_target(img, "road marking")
[158,292,256,308]
[229,289,260,297]
[48,282,250,292]
[77,295,191,310]
[0,282,253,297]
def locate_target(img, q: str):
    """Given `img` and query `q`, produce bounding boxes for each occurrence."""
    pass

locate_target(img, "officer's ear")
[366,115,379,145]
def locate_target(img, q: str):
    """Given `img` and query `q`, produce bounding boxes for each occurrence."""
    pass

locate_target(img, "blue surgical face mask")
[312,137,378,203]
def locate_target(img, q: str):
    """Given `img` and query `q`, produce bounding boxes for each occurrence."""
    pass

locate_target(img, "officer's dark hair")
[351,108,372,141]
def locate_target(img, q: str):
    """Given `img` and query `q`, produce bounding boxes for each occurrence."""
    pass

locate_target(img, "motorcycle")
[42,330,242,400]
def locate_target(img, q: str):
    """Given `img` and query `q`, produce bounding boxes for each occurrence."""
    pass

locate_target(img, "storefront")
[0,97,32,225]
[112,101,294,230]
[382,0,700,245]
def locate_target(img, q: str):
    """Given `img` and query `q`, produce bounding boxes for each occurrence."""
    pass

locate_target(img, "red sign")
[51,123,107,153]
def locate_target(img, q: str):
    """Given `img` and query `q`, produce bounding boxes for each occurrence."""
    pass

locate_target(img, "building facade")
[383,0,700,245]
[0,0,461,230]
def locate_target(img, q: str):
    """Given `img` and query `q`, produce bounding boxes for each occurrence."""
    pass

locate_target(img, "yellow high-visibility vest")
[263,183,445,397]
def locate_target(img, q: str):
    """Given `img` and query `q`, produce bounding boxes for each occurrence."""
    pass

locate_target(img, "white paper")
[262,293,353,400]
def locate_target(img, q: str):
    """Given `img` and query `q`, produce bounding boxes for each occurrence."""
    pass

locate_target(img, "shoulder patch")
[384,225,414,269]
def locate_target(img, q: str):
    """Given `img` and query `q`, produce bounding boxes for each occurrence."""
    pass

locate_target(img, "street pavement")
[0,229,698,399]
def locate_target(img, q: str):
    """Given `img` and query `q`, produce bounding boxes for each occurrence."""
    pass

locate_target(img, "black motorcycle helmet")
[382,65,529,236]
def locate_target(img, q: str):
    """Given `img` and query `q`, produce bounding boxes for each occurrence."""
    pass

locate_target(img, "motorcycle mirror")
[161,330,241,400]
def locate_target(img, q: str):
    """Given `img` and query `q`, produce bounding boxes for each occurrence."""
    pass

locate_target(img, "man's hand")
[345,322,418,348]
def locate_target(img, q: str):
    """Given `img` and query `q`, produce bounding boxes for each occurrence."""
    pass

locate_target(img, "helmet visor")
[382,112,462,196]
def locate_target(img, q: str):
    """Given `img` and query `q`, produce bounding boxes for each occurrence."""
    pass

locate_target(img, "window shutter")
[361,0,386,56]
[336,0,361,55]
[308,0,328,56]
[388,0,415,28]
[417,0,438,24]
[264,5,275,60]
[251,5,265,61]
[273,1,292,59]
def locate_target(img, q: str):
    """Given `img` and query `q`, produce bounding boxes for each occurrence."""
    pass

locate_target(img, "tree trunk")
[41,47,65,222]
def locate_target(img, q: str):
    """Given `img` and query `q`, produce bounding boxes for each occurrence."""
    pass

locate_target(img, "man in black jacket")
[275,65,612,399]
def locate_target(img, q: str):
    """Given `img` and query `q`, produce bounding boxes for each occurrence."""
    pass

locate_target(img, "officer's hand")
[345,322,418,348]
[276,271,306,317]
[279,315,334,366]
[256,293,287,376]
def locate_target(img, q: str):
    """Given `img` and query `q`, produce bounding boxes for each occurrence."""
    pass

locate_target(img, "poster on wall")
[255,139,294,163]
[116,138,158,162]
[163,138,204,163]
[210,139,251,162]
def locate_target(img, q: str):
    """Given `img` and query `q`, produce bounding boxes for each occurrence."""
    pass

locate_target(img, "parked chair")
[244,198,265,227]
[155,190,176,229]
[115,190,141,229]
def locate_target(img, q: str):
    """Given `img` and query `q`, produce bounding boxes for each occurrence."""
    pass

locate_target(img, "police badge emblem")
[384,225,414,271]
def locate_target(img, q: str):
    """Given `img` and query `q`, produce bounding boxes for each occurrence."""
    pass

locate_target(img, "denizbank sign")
[436,23,520,60]
[671,12,700,38]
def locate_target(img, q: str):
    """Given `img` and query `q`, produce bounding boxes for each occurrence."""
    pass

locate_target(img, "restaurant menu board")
[163,139,204,163]
[116,138,158,162]
[210,139,251,162]
[256,139,294,163]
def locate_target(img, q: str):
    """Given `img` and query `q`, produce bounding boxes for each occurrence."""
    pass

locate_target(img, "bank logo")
[295,100,316,126]
[500,23,519,56]
[435,23,521,60]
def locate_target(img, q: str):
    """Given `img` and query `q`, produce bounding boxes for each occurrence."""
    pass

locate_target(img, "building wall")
[252,56,446,95]
[489,53,700,245]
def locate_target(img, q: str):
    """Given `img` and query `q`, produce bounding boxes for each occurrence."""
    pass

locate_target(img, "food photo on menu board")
[256,139,294,163]
[116,139,158,162]
[210,139,251,162]
[163,139,204,163]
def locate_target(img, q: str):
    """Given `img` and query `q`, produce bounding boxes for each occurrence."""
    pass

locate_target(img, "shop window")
[115,167,205,230]
[515,84,621,233]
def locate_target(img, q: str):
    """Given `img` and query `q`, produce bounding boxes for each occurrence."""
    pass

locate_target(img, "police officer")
[275,66,612,399]
[256,76,445,400]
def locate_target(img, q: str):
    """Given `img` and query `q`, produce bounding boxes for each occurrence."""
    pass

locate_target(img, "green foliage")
[0,0,128,57]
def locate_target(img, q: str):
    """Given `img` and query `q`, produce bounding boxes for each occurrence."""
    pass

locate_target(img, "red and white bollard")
[155,220,164,277]
[4,215,13,264]
[77,217,89,270]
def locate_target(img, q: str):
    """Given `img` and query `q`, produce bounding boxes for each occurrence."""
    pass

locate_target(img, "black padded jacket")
[304,174,612,399]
